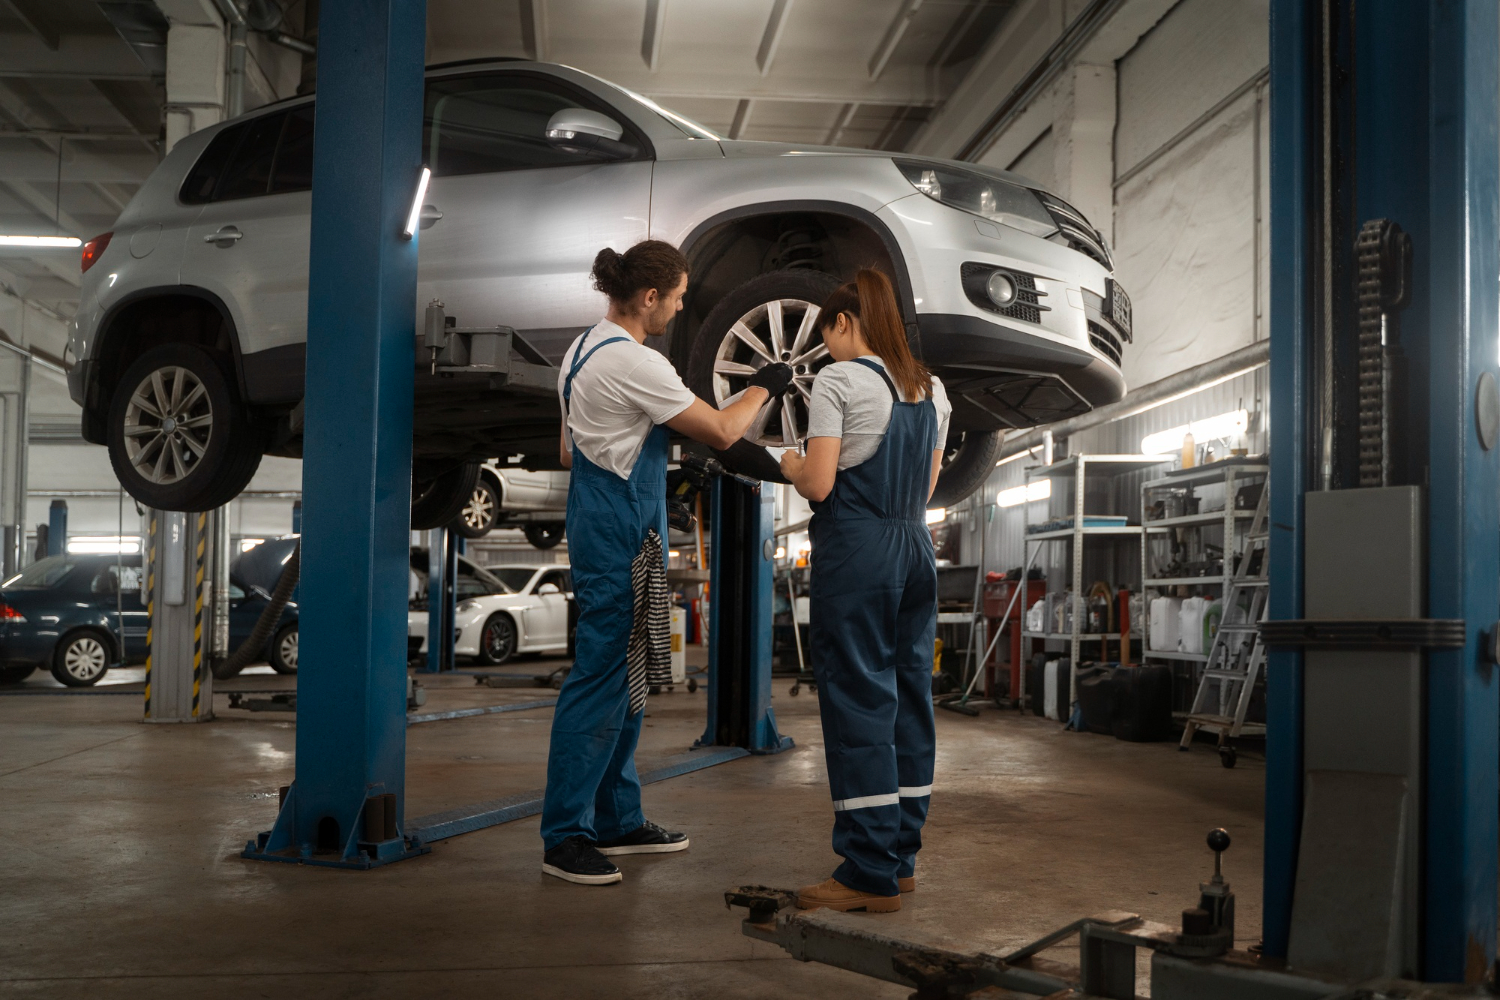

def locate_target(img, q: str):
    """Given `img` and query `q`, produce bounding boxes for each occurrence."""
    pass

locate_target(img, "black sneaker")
[542,835,623,885]
[593,820,690,856]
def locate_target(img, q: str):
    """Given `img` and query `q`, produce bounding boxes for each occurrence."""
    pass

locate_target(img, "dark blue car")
[0,553,299,687]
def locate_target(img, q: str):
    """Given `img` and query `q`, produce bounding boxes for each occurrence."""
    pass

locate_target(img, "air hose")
[212,543,300,680]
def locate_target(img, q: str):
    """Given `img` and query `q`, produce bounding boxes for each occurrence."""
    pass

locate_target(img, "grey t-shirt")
[806,356,952,470]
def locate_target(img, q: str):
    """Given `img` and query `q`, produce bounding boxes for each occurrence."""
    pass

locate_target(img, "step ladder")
[1179,483,1270,765]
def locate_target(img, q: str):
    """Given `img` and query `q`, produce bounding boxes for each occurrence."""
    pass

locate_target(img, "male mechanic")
[540,239,793,885]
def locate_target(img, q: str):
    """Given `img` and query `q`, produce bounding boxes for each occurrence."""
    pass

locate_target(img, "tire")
[928,429,1003,508]
[411,462,480,531]
[269,622,298,674]
[523,522,565,549]
[687,269,844,482]
[51,630,112,687]
[451,475,501,539]
[0,665,33,685]
[475,613,517,665]
[106,343,264,512]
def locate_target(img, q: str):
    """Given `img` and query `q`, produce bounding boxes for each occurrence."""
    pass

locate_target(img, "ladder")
[1179,483,1270,764]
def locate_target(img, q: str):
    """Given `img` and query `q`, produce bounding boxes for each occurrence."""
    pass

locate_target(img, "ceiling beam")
[617,64,942,107]
[727,99,753,140]
[1,178,93,247]
[519,0,547,61]
[0,145,159,184]
[0,32,162,81]
[641,0,668,72]
[756,0,793,75]
[825,102,859,145]
[3,0,59,50]
[869,0,925,80]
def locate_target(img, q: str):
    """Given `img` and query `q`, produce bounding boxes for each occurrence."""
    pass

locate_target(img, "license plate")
[1107,279,1132,341]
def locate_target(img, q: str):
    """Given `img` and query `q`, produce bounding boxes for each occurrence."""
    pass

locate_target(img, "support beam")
[0,145,158,184]
[824,102,857,145]
[868,0,924,81]
[3,0,59,50]
[629,66,941,107]
[755,0,793,75]
[727,98,753,140]
[519,0,546,61]
[0,179,92,246]
[0,32,161,80]
[641,0,667,72]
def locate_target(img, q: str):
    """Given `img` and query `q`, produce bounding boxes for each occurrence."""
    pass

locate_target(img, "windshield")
[3,555,78,590]
[493,567,537,592]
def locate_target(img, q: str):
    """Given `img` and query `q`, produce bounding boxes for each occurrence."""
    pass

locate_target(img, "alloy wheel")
[121,366,214,486]
[279,629,298,670]
[63,636,108,681]
[484,616,515,661]
[709,298,829,449]
[461,485,495,532]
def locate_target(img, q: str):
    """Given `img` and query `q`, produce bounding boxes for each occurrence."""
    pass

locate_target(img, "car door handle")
[204,226,243,246]
[419,205,442,230]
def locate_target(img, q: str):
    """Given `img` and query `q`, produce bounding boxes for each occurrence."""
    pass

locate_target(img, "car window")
[229,582,246,600]
[216,110,287,201]
[270,104,315,194]
[3,555,76,590]
[493,567,536,592]
[537,570,568,592]
[89,564,141,595]
[424,74,637,176]
[181,122,247,204]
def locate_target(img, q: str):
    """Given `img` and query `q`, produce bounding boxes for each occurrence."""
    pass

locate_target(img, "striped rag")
[628,527,672,714]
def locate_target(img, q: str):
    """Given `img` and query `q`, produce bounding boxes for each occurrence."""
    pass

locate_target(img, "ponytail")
[815,268,931,401]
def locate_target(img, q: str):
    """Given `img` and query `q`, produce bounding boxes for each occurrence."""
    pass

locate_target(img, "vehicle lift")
[236,0,787,870]
[726,4,1500,997]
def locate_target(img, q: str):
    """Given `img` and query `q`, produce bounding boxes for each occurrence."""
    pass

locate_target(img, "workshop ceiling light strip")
[1140,409,1249,456]
[0,235,82,247]
[997,479,1051,508]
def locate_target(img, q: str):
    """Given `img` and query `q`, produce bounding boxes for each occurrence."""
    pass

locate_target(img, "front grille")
[1088,321,1122,367]
[1037,192,1113,269]
[960,263,1048,324]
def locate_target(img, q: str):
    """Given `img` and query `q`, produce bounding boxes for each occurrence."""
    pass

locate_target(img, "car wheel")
[107,343,264,512]
[412,462,481,530]
[928,429,1003,508]
[51,630,111,687]
[0,665,33,685]
[523,522,565,549]
[687,269,844,482]
[451,475,500,539]
[475,613,517,665]
[270,623,298,674]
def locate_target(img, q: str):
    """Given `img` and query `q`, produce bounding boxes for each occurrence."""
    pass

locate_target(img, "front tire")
[523,522,565,550]
[269,623,298,674]
[451,475,501,539]
[107,344,264,512]
[51,630,111,687]
[412,462,480,531]
[475,613,517,665]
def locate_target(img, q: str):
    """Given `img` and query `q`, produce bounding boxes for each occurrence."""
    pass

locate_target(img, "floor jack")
[725,830,1492,999]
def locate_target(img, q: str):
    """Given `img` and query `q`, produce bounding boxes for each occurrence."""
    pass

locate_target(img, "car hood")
[716,138,890,160]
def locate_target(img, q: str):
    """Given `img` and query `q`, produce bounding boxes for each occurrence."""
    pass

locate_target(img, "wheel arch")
[671,201,916,372]
[84,286,246,444]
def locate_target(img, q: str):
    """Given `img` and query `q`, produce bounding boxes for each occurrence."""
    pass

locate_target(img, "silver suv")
[69,58,1130,518]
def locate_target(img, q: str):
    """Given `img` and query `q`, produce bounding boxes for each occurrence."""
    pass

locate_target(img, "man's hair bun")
[591,240,689,304]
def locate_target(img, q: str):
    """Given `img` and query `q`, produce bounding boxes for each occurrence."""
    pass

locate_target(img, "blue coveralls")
[808,358,939,897]
[540,327,670,850]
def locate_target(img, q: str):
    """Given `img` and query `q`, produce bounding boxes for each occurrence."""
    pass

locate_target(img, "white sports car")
[408,563,573,665]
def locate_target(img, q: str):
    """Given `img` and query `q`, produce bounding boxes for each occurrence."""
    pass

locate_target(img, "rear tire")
[928,429,1003,508]
[412,462,480,530]
[451,475,501,539]
[51,630,111,687]
[523,522,565,549]
[107,344,264,512]
[270,623,298,674]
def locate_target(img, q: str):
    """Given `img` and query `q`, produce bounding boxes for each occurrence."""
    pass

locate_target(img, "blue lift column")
[243,0,428,869]
[1266,1,1498,980]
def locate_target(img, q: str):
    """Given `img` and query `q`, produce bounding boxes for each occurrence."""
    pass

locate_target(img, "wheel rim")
[710,298,828,449]
[279,630,298,669]
[485,619,513,658]
[122,365,213,486]
[63,637,107,680]
[462,485,495,531]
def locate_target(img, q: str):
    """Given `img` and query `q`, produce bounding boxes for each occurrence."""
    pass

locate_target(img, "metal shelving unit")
[1020,454,1170,707]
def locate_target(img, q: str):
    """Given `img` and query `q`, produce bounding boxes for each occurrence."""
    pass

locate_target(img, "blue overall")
[540,327,670,850]
[808,358,938,897]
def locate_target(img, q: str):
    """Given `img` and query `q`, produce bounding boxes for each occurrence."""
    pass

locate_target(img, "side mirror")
[537,582,561,595]
[545,108,636,158]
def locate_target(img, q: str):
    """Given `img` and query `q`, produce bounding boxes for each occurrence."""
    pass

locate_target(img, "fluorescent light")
[998,479,1052,508]
[67,535,141,554]
[996,446,1040,467]
[774,546,786,559]
[402,166,431,240]
[0,235,82,247]
[925,507,947,524]
[1141,409,1249,456]
[239,538,265,553]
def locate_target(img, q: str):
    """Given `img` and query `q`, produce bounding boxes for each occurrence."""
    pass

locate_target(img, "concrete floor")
[0,657,1264,998]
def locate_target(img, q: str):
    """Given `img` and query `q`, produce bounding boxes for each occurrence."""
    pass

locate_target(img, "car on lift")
[408,562,573,665]
[452,462,568,549]
[0,552,299,687]
[68,58,1130,518]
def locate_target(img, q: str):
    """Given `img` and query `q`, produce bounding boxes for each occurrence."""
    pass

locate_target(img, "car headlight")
[456,600,481,614]
[893,159,1058,238]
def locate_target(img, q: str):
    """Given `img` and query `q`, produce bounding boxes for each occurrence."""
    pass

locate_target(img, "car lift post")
[242,0,429,869]
[421,526,456,674]
[46,499,65,557]
[698,476,792,754]
[141,509,218,724]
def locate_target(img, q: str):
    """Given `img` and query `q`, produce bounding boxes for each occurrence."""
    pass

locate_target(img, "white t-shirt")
[558,319,697,479]
[806,356,952,470]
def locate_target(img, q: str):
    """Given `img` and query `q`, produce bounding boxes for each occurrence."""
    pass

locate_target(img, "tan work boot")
[796,877,901,913]
[897,875,915,893]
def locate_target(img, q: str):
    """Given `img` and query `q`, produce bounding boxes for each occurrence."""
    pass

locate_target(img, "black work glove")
[746,362,795,397]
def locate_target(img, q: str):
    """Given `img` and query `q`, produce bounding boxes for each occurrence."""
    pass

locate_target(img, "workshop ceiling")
[0,0,1013,321]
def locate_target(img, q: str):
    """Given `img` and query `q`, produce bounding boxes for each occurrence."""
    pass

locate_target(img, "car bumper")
[0,630,62,667]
